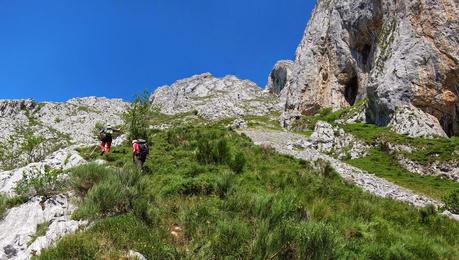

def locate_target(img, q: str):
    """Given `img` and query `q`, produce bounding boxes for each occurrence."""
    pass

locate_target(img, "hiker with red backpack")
[99,124,120,155]
[132,139,149,169]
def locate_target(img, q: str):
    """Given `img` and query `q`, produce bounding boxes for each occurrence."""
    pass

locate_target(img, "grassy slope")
[292,105,459,200]
[342,123,459,200]
[39,125,459,259]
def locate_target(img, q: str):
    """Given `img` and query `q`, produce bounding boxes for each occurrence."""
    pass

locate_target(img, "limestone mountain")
[150,73,279,120]
[270,0,458,138]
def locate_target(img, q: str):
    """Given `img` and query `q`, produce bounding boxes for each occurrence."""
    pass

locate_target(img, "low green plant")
[0,195,27,220]
[28,221,50,246]
[443,190,459,214]
[419,204,437,223]
[15,167,64,198]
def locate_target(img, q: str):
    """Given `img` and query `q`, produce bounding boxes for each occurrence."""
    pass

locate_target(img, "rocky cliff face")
[275,0,458,137]
[150,73,279,120]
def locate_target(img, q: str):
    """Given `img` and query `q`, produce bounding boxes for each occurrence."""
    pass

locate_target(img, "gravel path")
[241,129,440,208]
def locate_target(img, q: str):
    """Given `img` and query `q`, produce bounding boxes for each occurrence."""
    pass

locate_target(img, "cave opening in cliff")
[344,76,359,106]
[440,117,454,137]
[361,44,372,67]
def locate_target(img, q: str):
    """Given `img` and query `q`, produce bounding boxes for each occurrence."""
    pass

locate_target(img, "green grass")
[243,114,283,131]
[292,99,367,132]
[28,221,50,246]
[346,149,459,200]
[342,123,459,165]
[39,126,459,259]
[0,195,27,220]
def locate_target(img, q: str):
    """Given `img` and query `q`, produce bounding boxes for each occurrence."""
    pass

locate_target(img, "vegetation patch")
[28,221,51,246]
[346,149,459,199]
[39,125,459,259]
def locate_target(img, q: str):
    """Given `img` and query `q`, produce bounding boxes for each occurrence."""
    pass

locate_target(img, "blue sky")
[0,0,315,101]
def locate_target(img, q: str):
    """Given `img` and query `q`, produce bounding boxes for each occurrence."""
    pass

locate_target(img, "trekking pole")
[88,145,99,158]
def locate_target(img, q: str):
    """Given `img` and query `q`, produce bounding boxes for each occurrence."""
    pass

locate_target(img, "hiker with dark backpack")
[132,139,149,169]
[99,124,120,155]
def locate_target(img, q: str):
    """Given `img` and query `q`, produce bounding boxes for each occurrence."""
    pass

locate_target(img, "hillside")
[1,0,458,259]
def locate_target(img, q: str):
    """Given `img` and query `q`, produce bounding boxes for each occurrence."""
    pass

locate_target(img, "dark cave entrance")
[344,76,359,106]
[361,44,372,67]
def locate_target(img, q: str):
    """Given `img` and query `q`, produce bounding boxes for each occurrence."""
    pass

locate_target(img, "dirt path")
[241,129,440,208]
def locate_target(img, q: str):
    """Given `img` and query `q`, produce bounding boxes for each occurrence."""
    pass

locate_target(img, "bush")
[443,190,459,214]
[15,167,64,198]
[229,152,246,174]
[196,135,231,165]
[69,163,114,194]
[38,235,98,259]
[419,204,437,223]
[74,173,130,219]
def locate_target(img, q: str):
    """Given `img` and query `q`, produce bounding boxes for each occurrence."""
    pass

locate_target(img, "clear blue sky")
[0,0,315,101]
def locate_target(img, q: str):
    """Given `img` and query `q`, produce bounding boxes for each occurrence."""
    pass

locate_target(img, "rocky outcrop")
[388,105,448,138]
[276,0,458,138]
[0,147,85,197]
[0,194,87,259]
[35,97,128,144]
[266,60,294,108]
[150,73,278,120]
[303,121,369,160]
[0,100,36,141]
[398,157,459,182]
[0,97,128,170]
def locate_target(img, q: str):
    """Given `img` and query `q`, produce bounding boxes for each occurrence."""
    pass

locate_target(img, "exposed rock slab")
[0,148,86,197]
[0,194,87,260]
[150,73,278,120]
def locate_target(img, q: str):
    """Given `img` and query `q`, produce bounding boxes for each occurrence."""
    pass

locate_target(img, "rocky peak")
[150,73,278,120]
[0,99,36,117]
[276,0,458,137]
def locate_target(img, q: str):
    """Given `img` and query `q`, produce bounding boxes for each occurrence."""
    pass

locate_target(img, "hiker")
[132,139,149,169]
[99,124,120,155]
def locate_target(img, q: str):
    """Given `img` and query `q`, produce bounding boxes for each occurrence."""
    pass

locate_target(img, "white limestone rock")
[0,148,86,197]
[0,193,87,260]
[150,73,279,120]
[276,0,458,137]
[388,105,448,138]
[304,121,369,160]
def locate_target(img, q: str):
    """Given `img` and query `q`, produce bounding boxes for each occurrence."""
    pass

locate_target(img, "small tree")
[20,127,44,163]
[123,90,150,141]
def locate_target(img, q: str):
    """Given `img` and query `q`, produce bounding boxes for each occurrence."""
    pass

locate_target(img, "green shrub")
[74,173,130,219]
[123,90,150,141]
[229,152,246,174]
[443,190,459,214]
[69,163,114,194]
[419,204,437,223]
[210,218,250,257]
[38,235,98,259]
[15,167,64,198]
